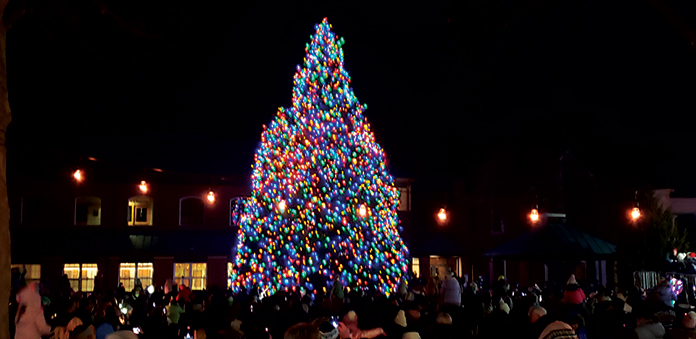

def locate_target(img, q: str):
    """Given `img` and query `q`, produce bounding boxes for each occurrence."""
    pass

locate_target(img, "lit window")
[411,258,420,277]
[398,187,410,212]
[75,196,101,226]
[174,263,207,290]
[179,197,204,226]
[128,196,153,226]
[11,264,41,284]
[119,263,153,291]
[63,263,98,292]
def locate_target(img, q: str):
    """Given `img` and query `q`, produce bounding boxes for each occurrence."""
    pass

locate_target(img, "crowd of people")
[9,265,696,339]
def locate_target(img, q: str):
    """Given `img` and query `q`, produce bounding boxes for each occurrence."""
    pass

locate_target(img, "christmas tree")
[230,18,409,297]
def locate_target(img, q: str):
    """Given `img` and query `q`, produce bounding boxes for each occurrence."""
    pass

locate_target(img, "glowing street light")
[437,208,447,222]
[139,180,149,194]
[631,207,641,221]
[73,169,83,183]
[359,204,367,217]
[207,189,216,204]
[530,208,540,223]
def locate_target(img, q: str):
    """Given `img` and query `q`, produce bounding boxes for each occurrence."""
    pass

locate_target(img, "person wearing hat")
[563,274,586,305]
[440,268,461,307]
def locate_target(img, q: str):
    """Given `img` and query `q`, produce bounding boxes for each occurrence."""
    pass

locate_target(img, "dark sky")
[6,0,696,196]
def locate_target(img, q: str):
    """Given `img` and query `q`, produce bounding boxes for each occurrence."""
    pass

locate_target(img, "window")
[411,258,420,278]
[11,264,41,284]
[174,263,207,290]
[228,262,234,288]
[119,262,153,291]
[128,196,153,226]
[75,196,101,226]
[21,197,46,225]
[179,197,204,226]
[63,263,98,292]
[398,187,411,212]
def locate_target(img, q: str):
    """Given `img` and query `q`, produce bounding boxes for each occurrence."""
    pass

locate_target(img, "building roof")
[483,222,616,260]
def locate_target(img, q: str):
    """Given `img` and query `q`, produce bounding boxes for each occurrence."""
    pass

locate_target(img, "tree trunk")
[0,0,13,337]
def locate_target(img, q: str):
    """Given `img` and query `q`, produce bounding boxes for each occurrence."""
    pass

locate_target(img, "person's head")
[284,322,320,339]
[337,322,352,339]
[683,311,696,329]
[436,312,452,325]
[11,267,19,274]
[528,306,546,324]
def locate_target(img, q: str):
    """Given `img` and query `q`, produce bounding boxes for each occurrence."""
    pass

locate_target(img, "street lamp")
[631,191,641,221]
[529,206,540,223]
[73,169,83,183]
[138,180,149,194]
[207,189,216,204]
[437,208,447,222]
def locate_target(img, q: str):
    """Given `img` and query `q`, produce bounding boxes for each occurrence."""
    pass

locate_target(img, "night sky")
[6,0,696,199]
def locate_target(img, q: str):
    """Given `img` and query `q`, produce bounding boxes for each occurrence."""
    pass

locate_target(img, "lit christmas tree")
[230,18,409,297]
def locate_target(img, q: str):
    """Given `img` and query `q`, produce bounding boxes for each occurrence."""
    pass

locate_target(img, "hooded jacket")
[14,282,52,339]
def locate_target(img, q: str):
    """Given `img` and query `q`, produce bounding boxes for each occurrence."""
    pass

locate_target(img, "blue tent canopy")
[483,223,616,260]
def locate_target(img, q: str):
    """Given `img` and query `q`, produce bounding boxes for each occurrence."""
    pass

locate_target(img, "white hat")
[567,274,578,285]
[402,332,421,339]
[395,310,407,327]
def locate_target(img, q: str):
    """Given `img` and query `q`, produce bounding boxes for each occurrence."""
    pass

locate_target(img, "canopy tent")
[483,222,616,260]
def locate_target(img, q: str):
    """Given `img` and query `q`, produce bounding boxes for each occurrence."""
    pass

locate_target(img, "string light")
[73,169,83,183]
[139,181,148,194]
[230,18,409,297]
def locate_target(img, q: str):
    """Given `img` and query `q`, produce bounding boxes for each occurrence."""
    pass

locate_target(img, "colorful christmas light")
[230,18,409,297]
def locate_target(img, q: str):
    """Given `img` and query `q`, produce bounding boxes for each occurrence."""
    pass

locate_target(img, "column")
[154,257,174,289]
[207,256,228,290]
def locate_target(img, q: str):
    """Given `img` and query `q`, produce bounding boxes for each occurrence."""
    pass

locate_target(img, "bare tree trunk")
[0,0,13,338]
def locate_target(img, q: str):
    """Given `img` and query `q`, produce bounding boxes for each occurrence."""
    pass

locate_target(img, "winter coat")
[563,286,586,305]
[440,277,461,306]
[14,282,52,339]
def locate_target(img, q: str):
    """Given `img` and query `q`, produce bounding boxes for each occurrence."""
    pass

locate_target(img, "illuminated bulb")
[359,204,366,217]
[631,207,641,221]
[139,180,148,194]
[146,285,154,294]
[207,190,215,203]
[73,169,83,182]
[279,200,286,212]
[530,208,539,222]
[437,208,447,222]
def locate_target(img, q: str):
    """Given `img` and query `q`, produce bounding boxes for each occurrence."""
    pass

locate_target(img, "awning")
[483,222,616,260]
